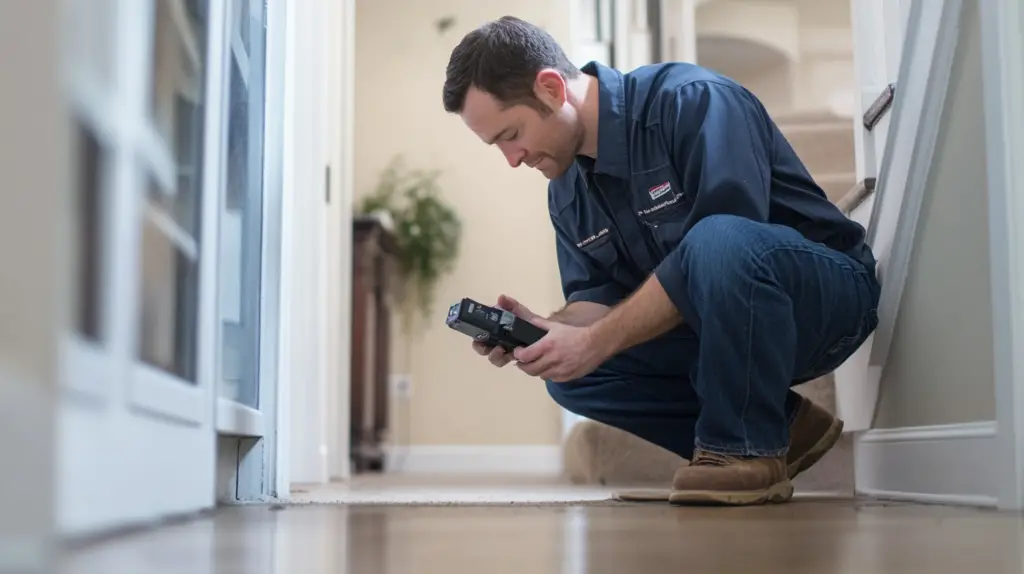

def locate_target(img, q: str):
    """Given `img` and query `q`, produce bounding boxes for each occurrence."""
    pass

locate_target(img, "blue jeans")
[547,214,881,458]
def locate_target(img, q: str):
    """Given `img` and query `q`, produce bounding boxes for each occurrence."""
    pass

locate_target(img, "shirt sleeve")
[663,80,773,223]
[551,212,628,308]
[653,80,774,316]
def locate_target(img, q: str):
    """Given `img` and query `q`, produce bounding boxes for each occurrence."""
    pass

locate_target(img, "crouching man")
[442,16,880,505]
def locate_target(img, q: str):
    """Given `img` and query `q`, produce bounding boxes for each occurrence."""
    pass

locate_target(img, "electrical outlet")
[390,374,413,399]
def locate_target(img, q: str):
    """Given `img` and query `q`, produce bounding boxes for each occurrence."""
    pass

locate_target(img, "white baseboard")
[854,421,999,507]
[384,445,563,475]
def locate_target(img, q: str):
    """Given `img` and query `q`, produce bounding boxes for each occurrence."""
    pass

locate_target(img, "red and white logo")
[648,182,672,201]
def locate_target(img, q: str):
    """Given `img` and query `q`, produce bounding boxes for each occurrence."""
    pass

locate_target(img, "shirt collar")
[577,61,630,180]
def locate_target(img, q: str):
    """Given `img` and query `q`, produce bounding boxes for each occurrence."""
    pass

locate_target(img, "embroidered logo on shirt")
[648,182,673,201]
[576,228,609,249]
[638,194,681,217]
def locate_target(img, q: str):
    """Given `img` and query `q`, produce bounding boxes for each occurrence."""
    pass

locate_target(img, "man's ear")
[535,69,567,107]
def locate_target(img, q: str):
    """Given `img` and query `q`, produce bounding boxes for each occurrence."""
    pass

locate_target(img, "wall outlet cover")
[390,374,412,398]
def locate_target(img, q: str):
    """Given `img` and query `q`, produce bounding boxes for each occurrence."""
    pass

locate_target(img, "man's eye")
[507,131,519,141]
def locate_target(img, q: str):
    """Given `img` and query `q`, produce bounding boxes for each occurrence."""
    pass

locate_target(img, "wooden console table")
[350,215,399,472]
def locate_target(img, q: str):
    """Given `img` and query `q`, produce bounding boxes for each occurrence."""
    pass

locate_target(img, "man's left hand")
[512,319,610,383]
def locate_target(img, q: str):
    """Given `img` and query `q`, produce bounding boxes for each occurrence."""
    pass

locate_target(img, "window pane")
[73,120,106,342]
[218,0,267,407]
[140,0,208,383]
[150,0,208,185]
[138,181,201,382]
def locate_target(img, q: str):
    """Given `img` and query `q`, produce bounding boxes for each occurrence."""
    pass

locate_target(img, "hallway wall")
[353,3,570,449]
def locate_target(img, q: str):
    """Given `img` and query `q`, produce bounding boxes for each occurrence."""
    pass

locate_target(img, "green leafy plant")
[357,158,462,326]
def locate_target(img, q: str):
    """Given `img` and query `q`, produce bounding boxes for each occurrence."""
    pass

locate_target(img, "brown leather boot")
[786,395,844,479]
[615,397,844,503]
[668,449,793,505]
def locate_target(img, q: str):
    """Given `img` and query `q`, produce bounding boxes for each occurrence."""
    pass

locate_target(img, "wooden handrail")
[836,177,877,215]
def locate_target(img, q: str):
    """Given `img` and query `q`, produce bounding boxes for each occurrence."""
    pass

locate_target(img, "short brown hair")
[442,16,580,114]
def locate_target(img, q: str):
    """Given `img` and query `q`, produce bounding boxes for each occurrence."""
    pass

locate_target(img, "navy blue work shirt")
[548,61,874,309]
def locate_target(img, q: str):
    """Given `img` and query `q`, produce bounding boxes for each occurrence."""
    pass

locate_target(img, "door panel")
[58,0,224,535]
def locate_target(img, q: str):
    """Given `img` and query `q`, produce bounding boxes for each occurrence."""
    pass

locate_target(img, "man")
[442,16,881,506]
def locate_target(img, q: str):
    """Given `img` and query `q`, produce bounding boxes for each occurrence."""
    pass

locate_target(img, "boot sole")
[787,417,845,479]
[668,479,794,506]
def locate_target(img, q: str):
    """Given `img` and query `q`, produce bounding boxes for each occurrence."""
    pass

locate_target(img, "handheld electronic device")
[445,298,547,351]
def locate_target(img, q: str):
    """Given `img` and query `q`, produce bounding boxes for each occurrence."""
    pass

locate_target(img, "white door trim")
[979,0,1024,511]
[324,0,356,481]
[261,0,289,498]
[280,0,331,488]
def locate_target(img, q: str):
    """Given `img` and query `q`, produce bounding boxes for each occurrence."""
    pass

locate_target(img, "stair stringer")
[833,0,965,432]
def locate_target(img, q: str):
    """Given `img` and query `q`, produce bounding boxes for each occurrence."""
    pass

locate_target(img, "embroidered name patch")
[637,194,681,217]
[648,182,673,200]
[576,228,610,249]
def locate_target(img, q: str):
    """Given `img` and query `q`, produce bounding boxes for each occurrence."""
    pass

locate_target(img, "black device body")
[445,298,547,351]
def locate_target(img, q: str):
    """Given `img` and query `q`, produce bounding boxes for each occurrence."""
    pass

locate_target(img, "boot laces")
[690,449,735,467]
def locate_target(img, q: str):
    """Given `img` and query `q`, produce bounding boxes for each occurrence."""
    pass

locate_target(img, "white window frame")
[214,0,274,438]
[979,0,1024,511]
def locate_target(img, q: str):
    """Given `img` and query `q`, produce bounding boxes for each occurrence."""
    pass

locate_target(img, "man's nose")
[499,144,526,168]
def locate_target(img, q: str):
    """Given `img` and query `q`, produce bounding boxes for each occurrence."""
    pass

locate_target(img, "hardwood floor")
[61,498,1024,573]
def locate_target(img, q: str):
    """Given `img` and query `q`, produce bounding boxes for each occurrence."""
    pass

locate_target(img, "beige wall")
[353,1,570,446]
[873,0,996,428]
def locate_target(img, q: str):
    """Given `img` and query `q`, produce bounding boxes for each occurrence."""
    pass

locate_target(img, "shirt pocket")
[576,227,640,288]
[630,164,693,256]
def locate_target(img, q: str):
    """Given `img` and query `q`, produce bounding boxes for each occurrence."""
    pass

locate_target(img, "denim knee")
[658,214,767,328]
[679,214,765,278]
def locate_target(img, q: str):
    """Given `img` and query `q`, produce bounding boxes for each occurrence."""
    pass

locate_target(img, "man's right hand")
[472,294,540,368]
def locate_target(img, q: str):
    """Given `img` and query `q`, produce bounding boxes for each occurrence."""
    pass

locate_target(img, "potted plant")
[357,157,462,329]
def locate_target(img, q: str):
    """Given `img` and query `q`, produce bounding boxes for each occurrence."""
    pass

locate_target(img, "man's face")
[459,71,582,179]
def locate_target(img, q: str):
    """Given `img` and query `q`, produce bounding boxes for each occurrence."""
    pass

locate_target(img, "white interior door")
[58,0,226,535]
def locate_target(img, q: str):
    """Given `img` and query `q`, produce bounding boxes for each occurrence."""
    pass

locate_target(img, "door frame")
[979,0,1024,511]
[275,0,355,491]
[324,0,357,482]
[214,0,290,503]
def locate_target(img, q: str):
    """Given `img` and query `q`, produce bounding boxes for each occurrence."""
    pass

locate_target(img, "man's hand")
[512,319,611,383]
[471,294,540,368]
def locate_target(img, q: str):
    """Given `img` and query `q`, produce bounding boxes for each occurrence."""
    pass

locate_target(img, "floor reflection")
[61,500,1024,573]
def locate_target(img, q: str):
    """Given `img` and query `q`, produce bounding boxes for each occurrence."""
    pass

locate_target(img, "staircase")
[561,109,862,496]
